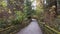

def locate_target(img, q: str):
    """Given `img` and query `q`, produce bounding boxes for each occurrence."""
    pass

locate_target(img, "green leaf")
[1,1,7,7]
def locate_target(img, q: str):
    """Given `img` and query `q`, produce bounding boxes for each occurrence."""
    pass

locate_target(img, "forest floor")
[17,19,42,34]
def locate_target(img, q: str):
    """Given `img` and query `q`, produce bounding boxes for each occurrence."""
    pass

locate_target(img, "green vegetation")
[0,0,60,34]
[0,0,33,34]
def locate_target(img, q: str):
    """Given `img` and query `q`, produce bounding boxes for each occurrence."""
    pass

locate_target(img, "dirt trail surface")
[17,19,42,34]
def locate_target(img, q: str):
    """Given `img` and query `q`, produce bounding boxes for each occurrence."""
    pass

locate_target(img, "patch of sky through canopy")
[31,0,36,10]
[44,0,48,6]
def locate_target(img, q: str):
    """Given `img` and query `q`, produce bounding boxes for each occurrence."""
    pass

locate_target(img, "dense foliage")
[0,0,33,34]
[0,0,60,34]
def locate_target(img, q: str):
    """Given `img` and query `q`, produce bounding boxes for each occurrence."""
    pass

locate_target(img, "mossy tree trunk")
[44,0,57,26]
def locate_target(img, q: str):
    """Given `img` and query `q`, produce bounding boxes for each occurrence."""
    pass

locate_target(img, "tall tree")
[24,0,32,18]
[44,0,57,26]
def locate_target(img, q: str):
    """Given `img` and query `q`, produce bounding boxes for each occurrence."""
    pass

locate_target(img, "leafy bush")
[0,1,7,7]
[15,11,27,23]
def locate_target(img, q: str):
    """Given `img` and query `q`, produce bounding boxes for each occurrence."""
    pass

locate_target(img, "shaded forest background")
[0,0,60,34]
